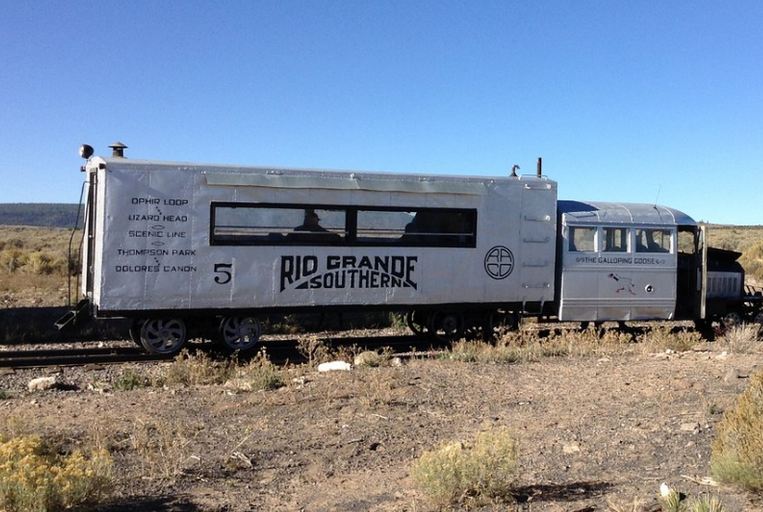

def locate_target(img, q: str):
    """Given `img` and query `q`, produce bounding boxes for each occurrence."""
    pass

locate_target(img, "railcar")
[57,145,761,353]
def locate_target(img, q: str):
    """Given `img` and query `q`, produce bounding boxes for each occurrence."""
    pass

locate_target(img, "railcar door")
[675,225,702,320]
[83,171,98,298]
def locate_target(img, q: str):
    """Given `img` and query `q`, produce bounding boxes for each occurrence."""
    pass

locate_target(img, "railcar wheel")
[139,318,187,355]
[429,312,464,343]
[753,311,763,337]
[722,312,743,330]
[217,317,261,352]
[406,310,428,337]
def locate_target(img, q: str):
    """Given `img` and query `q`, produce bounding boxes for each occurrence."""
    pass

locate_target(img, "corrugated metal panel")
[707,272,741,299]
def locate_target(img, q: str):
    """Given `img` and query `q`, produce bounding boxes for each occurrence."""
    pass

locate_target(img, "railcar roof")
[91,156,556,196]
[558,200,696,227]
[95,157,553,185]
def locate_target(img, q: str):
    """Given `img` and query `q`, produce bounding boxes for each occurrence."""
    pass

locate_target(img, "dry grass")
[449,328,633,363]
[708,225,763,283]
[714,324,761,354]
[0,227,78,278]
[448,326,704,364]
[157,349,284,392]
[687,495,727,512]
[160,350,235,387]
[411,427,519,508]
[296,334,334,366]
[639,326,702,353]
[0,435,112,512]
[129,419,200,481]
[608,493,727,512]
[235,351,284,391]
[360,368,404,406]
[711,371,763,490]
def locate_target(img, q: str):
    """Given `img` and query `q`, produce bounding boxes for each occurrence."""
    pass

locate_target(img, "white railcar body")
[83,158,558,315]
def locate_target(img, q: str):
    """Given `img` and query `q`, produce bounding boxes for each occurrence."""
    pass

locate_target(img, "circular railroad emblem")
[484,246,514,280]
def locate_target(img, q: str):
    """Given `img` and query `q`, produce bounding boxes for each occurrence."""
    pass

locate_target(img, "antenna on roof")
[654,185,661,206]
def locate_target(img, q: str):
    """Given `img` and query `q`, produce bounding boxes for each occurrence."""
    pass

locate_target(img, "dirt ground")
[1,337,763,512]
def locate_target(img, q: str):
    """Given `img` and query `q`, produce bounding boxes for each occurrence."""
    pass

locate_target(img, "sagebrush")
[0,435,112,512]
[711,371,763,490]
[411,427,519,507]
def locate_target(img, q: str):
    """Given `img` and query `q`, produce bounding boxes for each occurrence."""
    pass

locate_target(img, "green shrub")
[0,435,112,511]
[711,371,763,490]
[113,369,149,391]
[411,427,519,507]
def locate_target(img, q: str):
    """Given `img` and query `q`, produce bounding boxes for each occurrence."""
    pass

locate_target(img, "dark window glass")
[212,206,345,245]
[568,226,595,252]
[635,228,672,253]
[357,209,476,247]
[602,227,628,252]
[677,229,697,255]
[211,203,476,247]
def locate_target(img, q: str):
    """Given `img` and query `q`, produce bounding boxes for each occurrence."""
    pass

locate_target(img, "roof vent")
[109,141,127,158]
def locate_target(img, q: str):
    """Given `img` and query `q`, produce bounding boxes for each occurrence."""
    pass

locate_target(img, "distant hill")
[0,203,82,228]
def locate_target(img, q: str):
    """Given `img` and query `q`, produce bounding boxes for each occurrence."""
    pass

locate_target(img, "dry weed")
[129,419,200,481]
[297,335,332,366]
[715,324,761,354]
[606,496,644,512]
[450,328,632,364]
[687,495,727,512]
[236,350,284,391]
[361,368,404,406]
[640,326,701,353]
[160,350,234,386]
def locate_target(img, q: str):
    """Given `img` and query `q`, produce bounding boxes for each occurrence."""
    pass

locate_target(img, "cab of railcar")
[556,201,702,322]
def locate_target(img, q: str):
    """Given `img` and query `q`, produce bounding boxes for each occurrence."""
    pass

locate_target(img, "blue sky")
[1,0,761,224]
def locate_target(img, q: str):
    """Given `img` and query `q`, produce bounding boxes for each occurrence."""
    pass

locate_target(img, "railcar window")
[211,203,476,247]
[356,209,476,247]
[212,206,345,245]
[677,229,697,254]
[568,226,595,252]
[635,228,671,253]
[602,227,628,252]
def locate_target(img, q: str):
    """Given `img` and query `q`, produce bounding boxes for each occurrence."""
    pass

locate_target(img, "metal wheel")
[753,311,763,338]
[406,310,427,337]
[139,318,187,355]
[486,311,519,339]
[217,316,261,352]
[722,312,743,330]
[429,312,464,343]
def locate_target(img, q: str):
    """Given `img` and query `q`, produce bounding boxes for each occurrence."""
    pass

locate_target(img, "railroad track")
[0,322,694,370]
[0,334,445,370]
[0,346,173,369]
